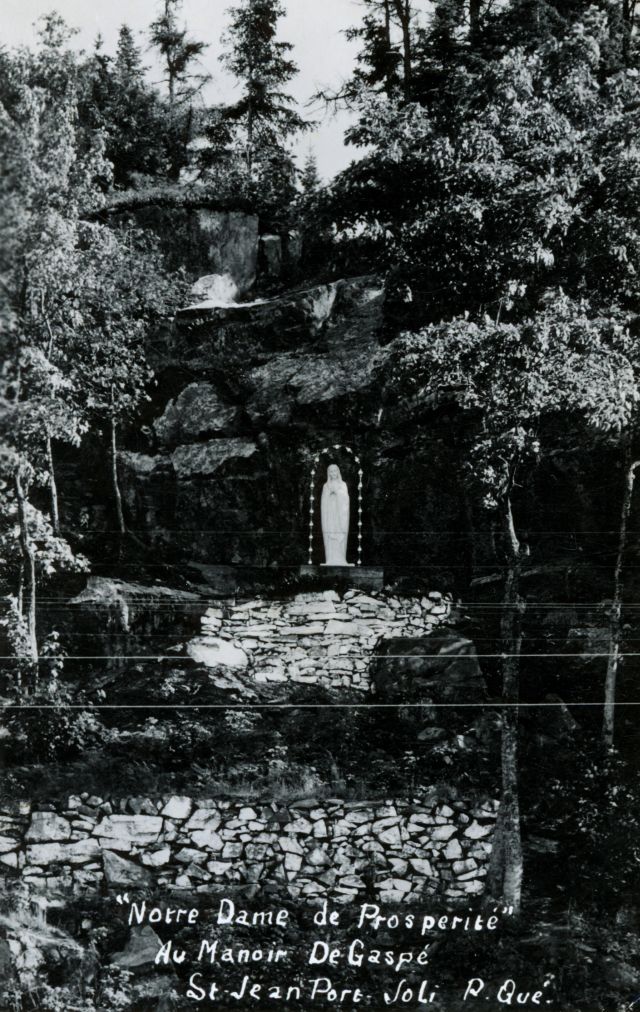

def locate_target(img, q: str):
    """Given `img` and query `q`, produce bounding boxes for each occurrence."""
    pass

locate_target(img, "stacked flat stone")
[0,794,498,904]
[189,589,452,690]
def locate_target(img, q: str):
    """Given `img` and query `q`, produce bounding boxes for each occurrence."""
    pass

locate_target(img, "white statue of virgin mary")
[321,464,353,566]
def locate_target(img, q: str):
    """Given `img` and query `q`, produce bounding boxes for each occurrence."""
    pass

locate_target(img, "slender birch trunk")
[43,318,61,531]
[603,453,640,746]
[110,411,126,535]
[17,563,24,617]
[489,494,524,913]
[15,469,38,689]
[46,432,60,533]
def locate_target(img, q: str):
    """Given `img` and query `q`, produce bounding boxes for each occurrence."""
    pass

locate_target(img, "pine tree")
[83,35,114,133]
[110,24,167,184]
[149,0,209,181]
[345,0,403,96]
[345,0,418,100]
[115,24,145,83]
[221,0,308,173]
[300,150,321,196]
[77,25,167,186]
[149,0,208,107]
[296,150,331,278]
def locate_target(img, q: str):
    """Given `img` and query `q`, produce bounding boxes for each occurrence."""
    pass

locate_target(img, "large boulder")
[240,276,384,427]
[259,234,283,278]
[371,632,487,704]
[242,344,376,427]
[119,436,273,565]
[186,636,249,669]
[190,273,239,306]
[170,438,258,479]
[161,276,380,375]
[112,926,163,972]
[153,383,241,446]
[194,210,259,294]
[66,578,207,667]
[71,578,204,635]
[104,200,259,290]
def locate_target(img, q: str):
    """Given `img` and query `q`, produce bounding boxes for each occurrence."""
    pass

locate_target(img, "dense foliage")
[332,0,640,917]
[329,11,640,324]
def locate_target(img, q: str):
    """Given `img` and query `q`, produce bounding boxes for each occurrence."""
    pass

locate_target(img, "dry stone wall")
[0,794,497,905]
[187,589,452,690]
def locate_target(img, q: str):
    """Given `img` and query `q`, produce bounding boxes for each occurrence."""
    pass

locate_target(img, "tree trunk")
[383,0,394,94]
[46,432,60,533]
[17,563,24,617]
[462,486,477,588]
[469,0,482,39]
[622,0,637,59]
[165,0,176,107]
[630,0,638,28]
[603,452,640,747]
[15,469,38,674]
[42,318,61,531]
[392,0,413,99]
[110,414,126,535]
[491,494,524,913]
[246,88,255,175]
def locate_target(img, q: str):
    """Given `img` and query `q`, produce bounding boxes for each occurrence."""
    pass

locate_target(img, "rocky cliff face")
[119,274,464,581]
[107,204,261,293]
[121,276,388,568]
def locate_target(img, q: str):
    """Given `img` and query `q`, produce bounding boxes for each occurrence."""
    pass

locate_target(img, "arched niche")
[307,445,363,566]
